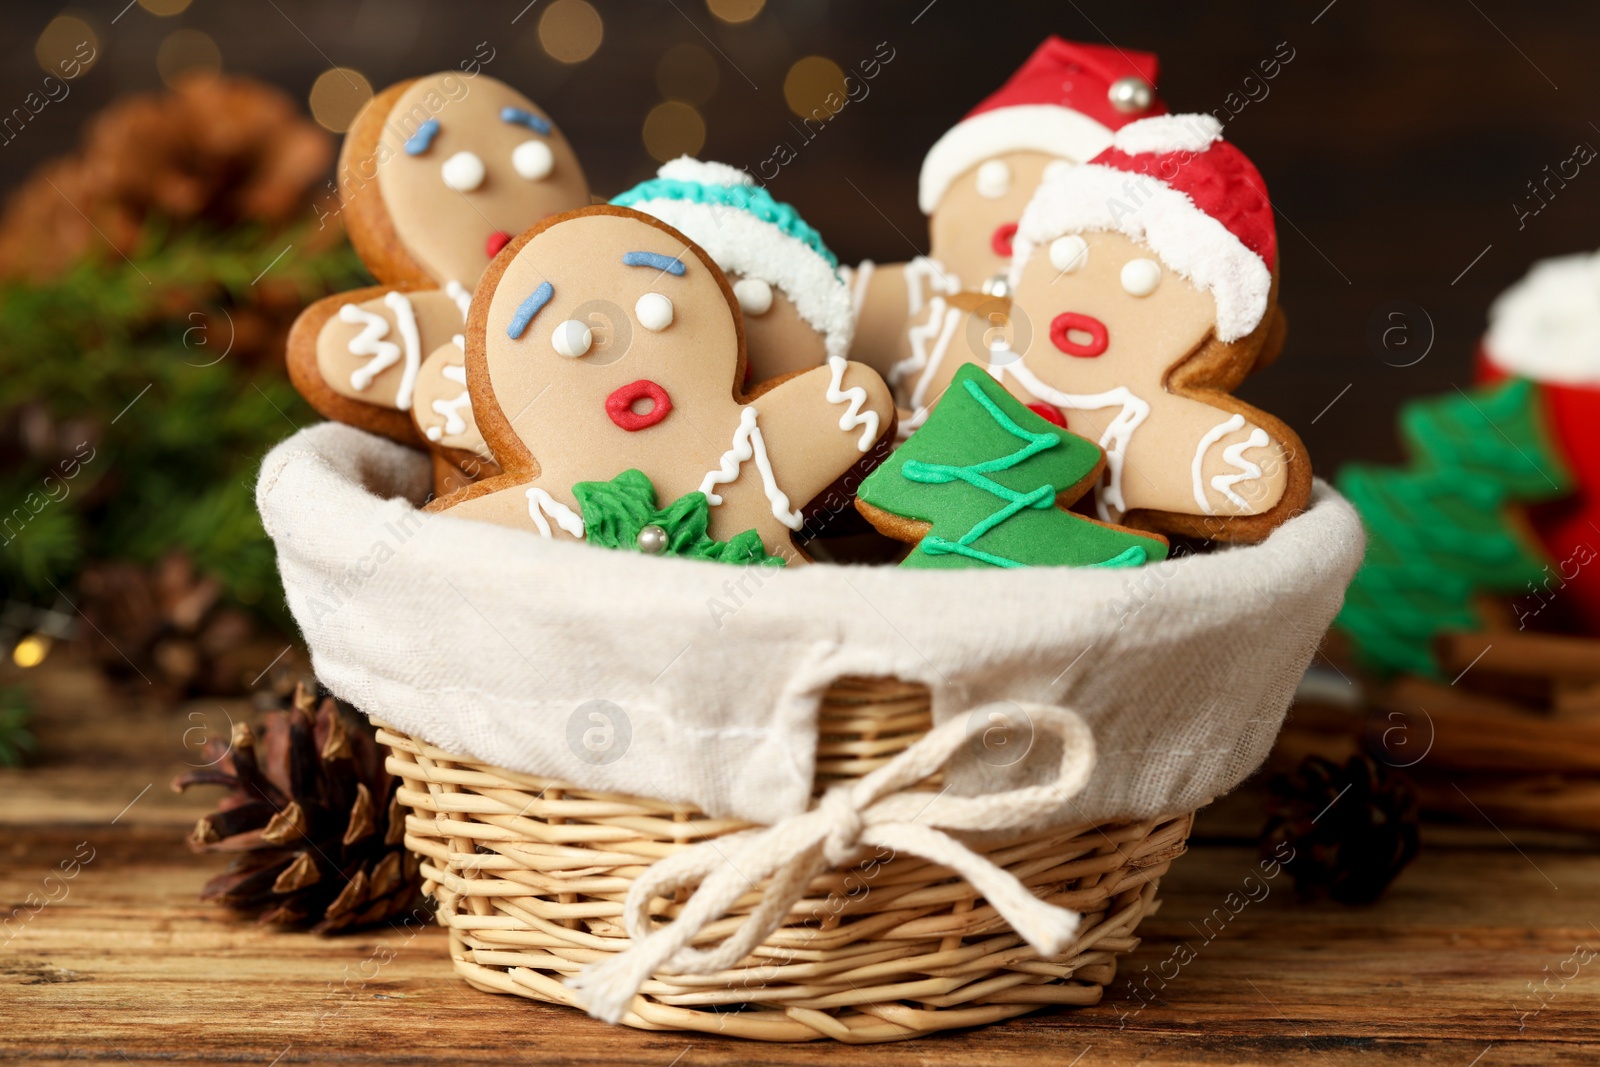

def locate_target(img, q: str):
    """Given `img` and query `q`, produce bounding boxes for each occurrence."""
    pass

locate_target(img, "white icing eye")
[1043,159,1073,182]
[733,278,773,316]
[636,292,674,332]
[512,139,554,180]
[1121,258,1162,297]
[975,159,1011,199]
[551,318,592,357]
[1049,235,1089,273]
[441,151,486,192]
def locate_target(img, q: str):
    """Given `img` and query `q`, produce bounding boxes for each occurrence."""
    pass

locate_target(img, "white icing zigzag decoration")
[427,363,471,441]
[445,279,472,321]
[893,300,962,441]
[1192,413,1269,514]
[340,303,401,393]
[341,293,424,410]
[823,356,880,452]
[699,406,804,531]
[525,487,585,538]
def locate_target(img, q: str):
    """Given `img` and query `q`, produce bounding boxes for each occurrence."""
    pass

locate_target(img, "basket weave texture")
[379,676,1194,1043]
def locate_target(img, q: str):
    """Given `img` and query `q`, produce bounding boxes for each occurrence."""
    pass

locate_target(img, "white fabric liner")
[258,423,1364,827]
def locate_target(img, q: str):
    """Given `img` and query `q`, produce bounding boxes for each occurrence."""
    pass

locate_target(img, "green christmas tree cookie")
[855,364,1168,570]
[1334,378,1574,678]
[572,469,785,567]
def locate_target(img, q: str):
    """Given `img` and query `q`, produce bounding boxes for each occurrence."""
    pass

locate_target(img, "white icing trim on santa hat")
[1111,113,1223,156]
[1010,163,1272,343]
[657,156,755,188]
[918,104,1114,215]
[1484,249,1600,385]
[629,197,854,360]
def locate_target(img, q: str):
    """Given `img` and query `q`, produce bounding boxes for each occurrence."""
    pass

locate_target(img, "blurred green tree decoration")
[0,74,368,692]
[1334,378,1574,677]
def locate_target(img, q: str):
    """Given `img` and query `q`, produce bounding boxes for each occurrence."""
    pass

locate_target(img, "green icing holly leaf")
[857,364,1168,570]
[571,470,785,568]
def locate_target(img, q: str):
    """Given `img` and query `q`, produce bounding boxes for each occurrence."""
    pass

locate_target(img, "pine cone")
[1259,754,1420,904]
[0,73,333,283]
[172,683,425,934]
[76,551,283,698]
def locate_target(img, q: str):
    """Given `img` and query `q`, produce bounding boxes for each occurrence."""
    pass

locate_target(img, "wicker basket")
[378,675,1194,1043]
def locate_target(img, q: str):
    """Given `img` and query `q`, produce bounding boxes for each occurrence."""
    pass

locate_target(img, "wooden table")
[3,657,1597,1066]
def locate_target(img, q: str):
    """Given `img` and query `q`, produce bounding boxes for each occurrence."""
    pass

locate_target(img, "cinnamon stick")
[1435,630,1600,683]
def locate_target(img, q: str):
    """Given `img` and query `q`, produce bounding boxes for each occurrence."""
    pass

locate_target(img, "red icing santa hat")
[1010,114,1277,343]
[917,37,1166,215]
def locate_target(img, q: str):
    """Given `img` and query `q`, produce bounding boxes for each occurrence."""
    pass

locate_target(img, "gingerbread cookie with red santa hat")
[843,37,1166,382]
[432,205,896,563]
[895,114,1308,543]
[287,71,590,462]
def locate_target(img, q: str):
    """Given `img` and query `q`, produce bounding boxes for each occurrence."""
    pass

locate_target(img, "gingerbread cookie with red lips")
[431,205,898,563]
[841,37,1166,385]
[286,71,590,488]
[893,114,1308,544]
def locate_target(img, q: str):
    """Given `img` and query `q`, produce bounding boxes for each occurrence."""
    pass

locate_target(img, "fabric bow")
[568,701,1097,1024]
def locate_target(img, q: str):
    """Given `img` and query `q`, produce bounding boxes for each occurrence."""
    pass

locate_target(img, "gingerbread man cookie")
[842,38,1165,382]
[612,157,852,384]
[287,71,589,450]
[896,114,1308,543]
[433,205,896,563]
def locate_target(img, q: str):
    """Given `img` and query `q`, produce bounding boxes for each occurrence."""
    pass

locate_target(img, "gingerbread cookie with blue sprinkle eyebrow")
[287,71,590,448]
[431,205,897,563]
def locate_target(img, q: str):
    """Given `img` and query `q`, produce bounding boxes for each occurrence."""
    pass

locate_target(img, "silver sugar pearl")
[636,524,669,555]
[1108,76,1154,114]
[981,272,1010,299]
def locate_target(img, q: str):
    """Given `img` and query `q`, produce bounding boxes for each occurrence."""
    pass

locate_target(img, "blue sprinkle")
[622,251,686,276]
[500,106,552,136]
[403,118,439,155]
[507,281,554,339]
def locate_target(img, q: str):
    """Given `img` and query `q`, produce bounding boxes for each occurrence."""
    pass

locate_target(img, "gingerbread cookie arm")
[287,284,422,445]
[288,285,469,446]
[702,358,895,553]
[410,337,499,481]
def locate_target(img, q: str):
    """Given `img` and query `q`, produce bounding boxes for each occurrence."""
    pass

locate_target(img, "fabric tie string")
[568,702,1097,1024]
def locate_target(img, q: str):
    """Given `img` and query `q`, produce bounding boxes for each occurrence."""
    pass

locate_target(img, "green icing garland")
[858,364,1167,570]
[1334,377,1573,678]
[572,470,785,567]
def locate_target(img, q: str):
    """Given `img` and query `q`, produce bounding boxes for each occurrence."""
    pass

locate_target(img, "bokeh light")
[308,67,374,133]
[12,634,49,669]
[34,14,100,77]
[539,0,604,64]
[642,101,706,163]
[140,0,193,14]
[156,28,221,87]
[656,43,719,106]
[706,0,764,24]
[784,56,847,119]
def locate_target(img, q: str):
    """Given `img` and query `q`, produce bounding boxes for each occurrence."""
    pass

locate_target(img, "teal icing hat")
[611,158,853,360]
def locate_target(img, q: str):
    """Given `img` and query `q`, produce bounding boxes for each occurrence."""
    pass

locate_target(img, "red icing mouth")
[1050,312,1109,358]
[486,231,512,258]
[605,380,673,431]
[1026,403,1067,428]
[990,222,1018,257]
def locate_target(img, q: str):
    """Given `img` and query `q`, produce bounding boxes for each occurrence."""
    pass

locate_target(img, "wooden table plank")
[3,658,1598,1064]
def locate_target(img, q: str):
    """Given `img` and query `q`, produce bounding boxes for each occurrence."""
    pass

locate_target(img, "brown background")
[3,0,1599,472]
